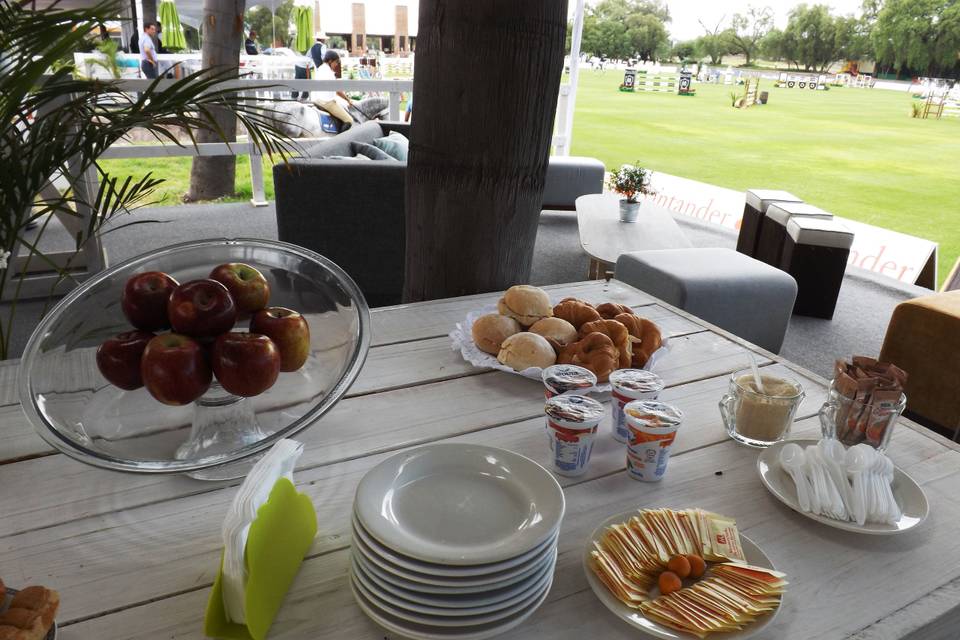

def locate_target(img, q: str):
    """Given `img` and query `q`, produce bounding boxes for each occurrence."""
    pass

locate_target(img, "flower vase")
[619,200,640,223]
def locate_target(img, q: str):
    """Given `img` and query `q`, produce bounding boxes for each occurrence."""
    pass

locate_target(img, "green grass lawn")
[568,72,960,287]
[100,74,960,285]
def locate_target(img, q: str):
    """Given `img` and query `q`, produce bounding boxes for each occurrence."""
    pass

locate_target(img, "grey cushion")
[542,156,605,210]
[350,141,397,161]
[372,131,409,161]
[615,248,798,354]
[299,121,385,158]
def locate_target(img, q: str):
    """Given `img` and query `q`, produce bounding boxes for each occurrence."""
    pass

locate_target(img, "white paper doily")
[449,304,669,393]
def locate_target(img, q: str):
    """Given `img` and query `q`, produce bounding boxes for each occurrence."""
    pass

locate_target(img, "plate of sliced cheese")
[583,508,786,639]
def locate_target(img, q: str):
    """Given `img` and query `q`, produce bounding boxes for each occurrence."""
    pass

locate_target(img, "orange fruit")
[658,571,682,594]
[686,554,706,578]
[667,554,691,578]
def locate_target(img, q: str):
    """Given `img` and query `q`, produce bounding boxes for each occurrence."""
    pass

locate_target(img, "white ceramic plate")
[583,511,781,640]
[352,525,557,588]
[757,439,929,535]
[351,512,559,576]
[351,554,555,618]
[2,588,57,640]
[353,546,557,596]
[355,443,565,565]
[351,550,556,610]
[350,570,553,640]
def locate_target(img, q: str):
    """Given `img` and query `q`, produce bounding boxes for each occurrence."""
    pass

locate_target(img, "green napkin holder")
[204,478,317,640]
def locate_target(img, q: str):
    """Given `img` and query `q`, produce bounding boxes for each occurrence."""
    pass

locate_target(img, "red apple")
[140,333,212,405]
[211,332,281,397]
[121,271,179,331]
[96,330,155,390]
[250,307,310,372]
[209,263,271,313]
[167,279,238,338]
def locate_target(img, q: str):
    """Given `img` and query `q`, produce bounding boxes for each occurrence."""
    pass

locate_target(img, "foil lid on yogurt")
[544,394,605,424]
[609,369,664,393]
[624,400,683,426]
[542,364,597,393]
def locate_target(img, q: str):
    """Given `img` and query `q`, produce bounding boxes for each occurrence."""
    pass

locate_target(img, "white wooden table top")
[576,193,693,265]
[1,279,959,640]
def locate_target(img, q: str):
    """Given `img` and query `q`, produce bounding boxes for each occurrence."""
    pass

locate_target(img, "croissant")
[615,313,663,368]
[557,332,620,382]
[579,318,633,369]
[553,299,601,330]
[596,303,634,319]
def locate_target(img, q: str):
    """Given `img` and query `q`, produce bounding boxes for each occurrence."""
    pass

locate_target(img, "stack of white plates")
[350,443,565,640]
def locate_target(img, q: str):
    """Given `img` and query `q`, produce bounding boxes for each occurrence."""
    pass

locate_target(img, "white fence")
[96,77,412,206]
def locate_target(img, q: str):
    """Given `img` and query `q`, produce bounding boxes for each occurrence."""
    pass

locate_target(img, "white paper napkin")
[221,438,304,624]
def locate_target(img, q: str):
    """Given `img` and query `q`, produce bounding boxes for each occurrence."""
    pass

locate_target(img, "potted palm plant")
[609,164,654,223]
[0,0,292,359]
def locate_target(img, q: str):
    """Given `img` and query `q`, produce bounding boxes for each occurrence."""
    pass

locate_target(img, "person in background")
[245,31,259,55]
[312,50,354,131]
[139,21,158,79]
[154,21,168,54]
[128,31,139,54]
[309,32,327,69]
[404,93,412,122]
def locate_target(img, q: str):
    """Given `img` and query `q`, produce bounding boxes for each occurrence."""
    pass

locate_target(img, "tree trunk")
[186,0,244,201]
[403,0,568,302]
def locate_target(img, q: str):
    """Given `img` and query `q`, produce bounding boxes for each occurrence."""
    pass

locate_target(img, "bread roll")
[497,285,552,327]
[471,313,521,355]
[497,332,557,371]
[529,317,578,346]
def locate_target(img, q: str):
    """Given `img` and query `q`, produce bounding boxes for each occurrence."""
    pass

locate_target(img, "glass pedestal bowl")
[18,239,370,480]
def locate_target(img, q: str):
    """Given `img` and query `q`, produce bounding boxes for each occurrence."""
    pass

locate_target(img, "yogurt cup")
[623,400,683,482]
[541,364,597,399]
[609,369,665,442]
[544,395,605,477]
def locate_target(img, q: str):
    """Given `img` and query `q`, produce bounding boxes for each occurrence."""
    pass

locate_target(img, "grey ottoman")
[542,156,605,210]
[615,248,798,353]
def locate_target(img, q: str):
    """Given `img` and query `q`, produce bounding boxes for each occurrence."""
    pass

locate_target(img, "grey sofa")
[274,122,604,306]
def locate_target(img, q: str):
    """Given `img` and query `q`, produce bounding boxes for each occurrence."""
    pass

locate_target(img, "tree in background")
[187,0,246,201]
[779,4,842,71]
[245,0,294,48]
[873,0,960,78]
[728,5,773,66]
[579,0,671,61]
[671,40,697,62]
[695,18,734,65]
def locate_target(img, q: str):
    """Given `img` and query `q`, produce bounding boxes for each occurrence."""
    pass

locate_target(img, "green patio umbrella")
[292,5,313,54]
[158,0,187,51]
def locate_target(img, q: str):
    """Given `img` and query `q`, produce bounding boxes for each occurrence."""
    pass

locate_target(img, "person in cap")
[311,49,355,131]
[309,32,328,69]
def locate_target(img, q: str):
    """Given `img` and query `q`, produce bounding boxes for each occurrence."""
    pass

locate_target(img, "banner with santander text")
[641,171,938,289]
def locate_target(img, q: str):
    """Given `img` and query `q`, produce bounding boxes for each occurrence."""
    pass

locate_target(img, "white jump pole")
[560,0,585,157]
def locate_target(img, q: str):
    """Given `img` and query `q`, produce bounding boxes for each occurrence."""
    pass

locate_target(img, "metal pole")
[271,0,276,48]
[562,0,586,157]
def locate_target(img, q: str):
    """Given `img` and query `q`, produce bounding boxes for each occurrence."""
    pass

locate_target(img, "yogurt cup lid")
[624,400,683,426]
[609,369,664,393]
[542,364,597,392]
[545,394,605,424]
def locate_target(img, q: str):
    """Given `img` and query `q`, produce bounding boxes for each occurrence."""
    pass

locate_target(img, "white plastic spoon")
[780,443,812,513]
[845,445,870,526]
[820,438,853,518]
[881,455,901,523]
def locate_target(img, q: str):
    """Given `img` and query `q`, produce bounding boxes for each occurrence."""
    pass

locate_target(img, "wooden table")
[577,193,693,279]
[2,279,959,639]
